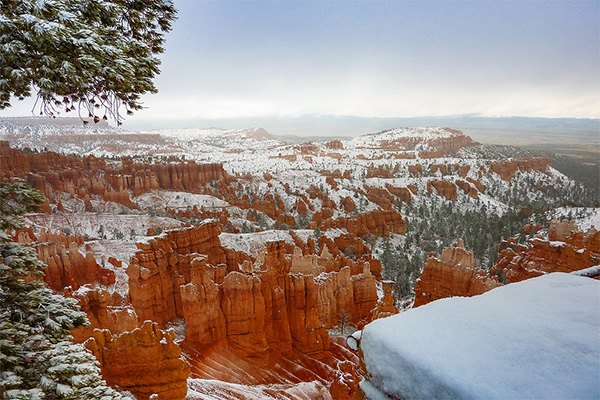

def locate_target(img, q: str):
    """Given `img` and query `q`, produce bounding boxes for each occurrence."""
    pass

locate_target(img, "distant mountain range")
[115,114,599,147]
[2,114,598,148]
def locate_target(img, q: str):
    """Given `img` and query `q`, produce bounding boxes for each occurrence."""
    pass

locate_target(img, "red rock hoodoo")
[490,219,600,282]
[85,321,190,400]
[413,241,500,307]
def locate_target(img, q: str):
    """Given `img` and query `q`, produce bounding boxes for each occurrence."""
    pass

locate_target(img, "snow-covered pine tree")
[0,0,177,124]
[0,181,122,399]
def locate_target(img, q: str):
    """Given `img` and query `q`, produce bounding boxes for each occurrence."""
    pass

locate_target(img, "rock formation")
[316,209,406,238]
[66,286,138,343]
[86,321,190,400]
[427,180,458,201]
[0,141,229,211]
[414,241,500,307]
[488,158,551,181]
[124,221,384,378]
[15,229,115,291]
[490,220,600,283]
[127,222,228,324]
[371,280,399,320]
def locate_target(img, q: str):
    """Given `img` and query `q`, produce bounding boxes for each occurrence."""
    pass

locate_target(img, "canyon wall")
[413,220,599,308]
[86,321,190,400]
[0,140,229,210]
[490,220,600,283]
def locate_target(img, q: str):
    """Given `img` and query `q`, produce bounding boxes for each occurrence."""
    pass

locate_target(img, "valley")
[0,118,598,399]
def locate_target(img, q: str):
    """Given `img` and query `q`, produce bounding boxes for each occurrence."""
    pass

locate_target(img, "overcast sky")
[4,0,599,129]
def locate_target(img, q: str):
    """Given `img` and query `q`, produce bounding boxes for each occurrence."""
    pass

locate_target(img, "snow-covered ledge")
[571,264,600,278]
[359,273,600,399]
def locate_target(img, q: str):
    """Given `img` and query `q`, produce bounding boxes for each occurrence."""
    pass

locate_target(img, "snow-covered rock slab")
[360,273,600,400]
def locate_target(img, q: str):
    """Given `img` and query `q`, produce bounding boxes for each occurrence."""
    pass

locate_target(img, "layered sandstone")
[0,141,229,210]
[86,321,190,400]
[316,209,406,238]
[371,280,399,320]
[179,257,227,347]
[414,241,500,307]
[126,222,228,324]
[490,220,600,283]
[427,180,458,201]
[488,158,551,181]
[15,229,115,291]
[66,286,138,343]
[126,222,383,373]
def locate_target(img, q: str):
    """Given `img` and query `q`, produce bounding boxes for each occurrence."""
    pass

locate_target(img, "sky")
[3,0,600,131]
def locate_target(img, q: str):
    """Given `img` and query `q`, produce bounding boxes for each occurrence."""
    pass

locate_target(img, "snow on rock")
[134,191,230,210]
[187,379,332,400]
[219,230,296,256]
[549,207,600,231]
[360,273,600,400]
[24,213,184,241]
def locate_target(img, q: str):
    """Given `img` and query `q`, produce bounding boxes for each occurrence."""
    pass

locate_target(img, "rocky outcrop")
[286,273,331,356]
[361,128,475,156]
[371,280,399,320]
[16,229,115,291]
[325,140,345,150]
[427,180,458,201]
[66,286,138,343]
[86,321,190,400]
[341,196,356,213]
[221,271,270,365]
[179,257,227,347]
[385,184,413,203]
[455,179,479,198]
[127,222,228,324]
[351,264,379,325]
[490,220,600,283]
[316,210,406,238]
[488,158,551,181]
[0,141,229,210]
[36,241,115,291]
[414,241,500,307]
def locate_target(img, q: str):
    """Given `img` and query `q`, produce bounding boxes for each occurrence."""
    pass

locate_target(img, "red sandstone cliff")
[489,158,551,181]
[413,241,500,307]
[0,141,229,211]
[490,219,599,283]
[15,229,115,291]
[86,321,190,400]
[125,222,381,370]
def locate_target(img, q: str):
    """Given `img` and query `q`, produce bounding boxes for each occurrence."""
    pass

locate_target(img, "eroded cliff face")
[0,140,229,211]
[118,222,383,398]
[15,228,116,291]
[413,241,501,307]
[490,220,600,283]
[65,286,138,343]
[412,220,600,308]
[372,280,399,320]
[85,321,190,400]
[488,158,551,181]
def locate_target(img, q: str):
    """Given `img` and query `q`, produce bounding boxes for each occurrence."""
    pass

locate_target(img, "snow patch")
[360,273,600,400]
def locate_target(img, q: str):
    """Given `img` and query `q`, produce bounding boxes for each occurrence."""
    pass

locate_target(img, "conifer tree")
[0,0,177,124]
[0,181,122,399]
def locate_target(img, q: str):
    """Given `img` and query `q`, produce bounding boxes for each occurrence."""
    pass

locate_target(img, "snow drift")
[360,273,600,399]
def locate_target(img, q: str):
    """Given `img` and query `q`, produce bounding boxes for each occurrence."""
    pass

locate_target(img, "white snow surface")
[360,273,600,400]
[134,191,230,210]
[187,378,331,400]
[550,207,600,231]
[219,230,299,256]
